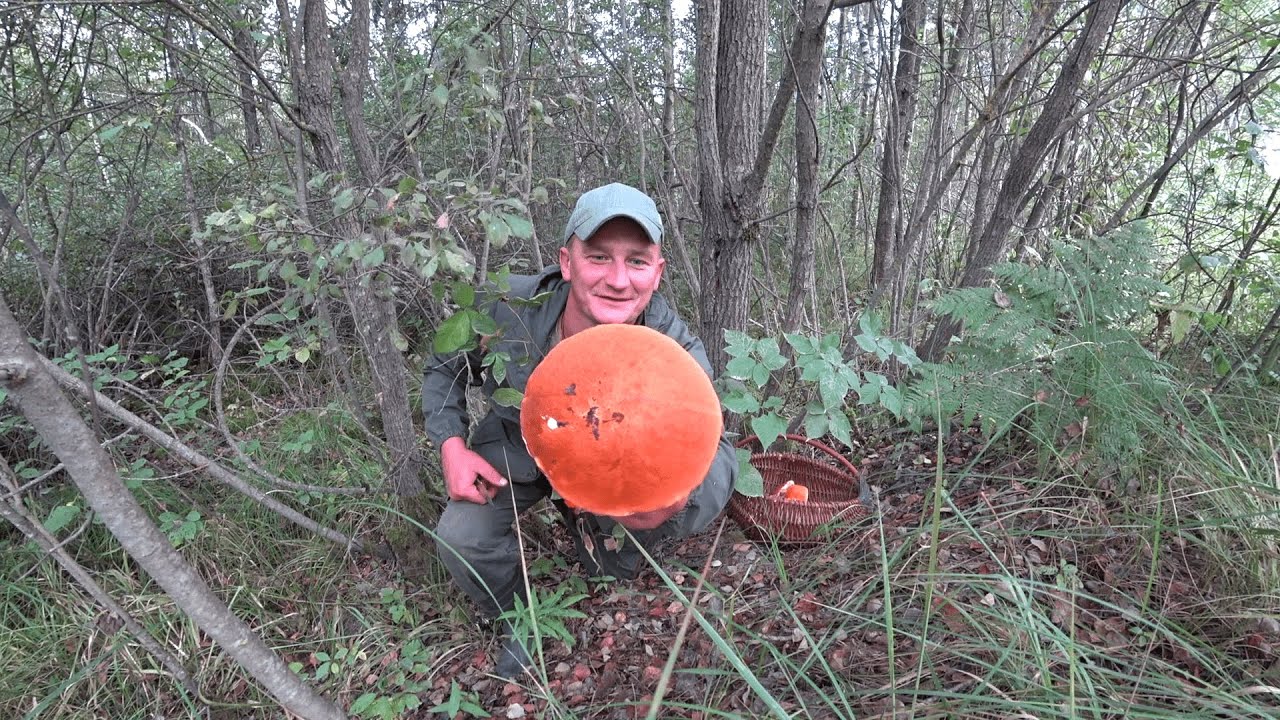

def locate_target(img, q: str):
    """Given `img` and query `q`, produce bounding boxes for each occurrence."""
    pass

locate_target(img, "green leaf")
[470,311,498,336]
[827,410,852,448]
[453,283,476,308]
[723,329,754,353]
[751,362,770,388]
[500,212,534,239]
[734,448,764,497]
[721,389,761,414]
[483,215,511,248]
[724,356,757,381]
[294,347,311,363]
[758,339,788,370]
[350,693,377,714]
[784,333,815,356]
[99,125,125,142]
[361,246,386,268]
[880,386,904,417]
[818,372,846,410]
[1170,309,1194,344]
[396,176,418,194]
[431,85,449,107]
[492,388,523,407]
[43,504,81,534]
[333,187,356,212]
[432,312,474,353]
[803,408,828,441]
[750,412,787,453]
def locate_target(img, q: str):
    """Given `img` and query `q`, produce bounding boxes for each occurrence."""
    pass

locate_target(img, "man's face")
[559,217,665,332]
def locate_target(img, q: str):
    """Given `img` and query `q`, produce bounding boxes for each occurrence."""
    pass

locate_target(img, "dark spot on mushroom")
[564,383,576,395]
[611,412,624,423]
[585,406,601,440]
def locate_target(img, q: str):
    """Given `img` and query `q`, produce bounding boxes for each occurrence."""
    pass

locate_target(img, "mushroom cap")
[519,323,723,516]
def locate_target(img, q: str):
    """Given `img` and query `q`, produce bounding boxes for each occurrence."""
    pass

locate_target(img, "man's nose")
[604,259,628,288]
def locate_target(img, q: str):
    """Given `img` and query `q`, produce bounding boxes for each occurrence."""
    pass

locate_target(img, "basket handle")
[737,430,875,504]
[735,433,861,479]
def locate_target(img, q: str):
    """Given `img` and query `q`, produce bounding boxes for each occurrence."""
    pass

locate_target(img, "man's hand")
[611,494,689,531]
[441,436,508,504]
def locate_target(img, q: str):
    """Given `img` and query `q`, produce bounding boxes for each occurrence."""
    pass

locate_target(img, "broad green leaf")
[432,312,474,353]
[99,125,124,142]
[827,410,852,448]
[470,310,498,336]
[492,388,523,407]
[724,356,757,381]
[818,373,846,410]
[294,347,311,363]
[750,412,787,453]
[396,176,418,194]
[880,386,904,417]
[784,333,815,355]
[333,187,356,212]
[431,85,449,106]
[361,246,386,268]
[500,212,534,239]
[720,389,760,414]
[453,283,476,308]
[1170,309,1194,344]
[758,339,788,370]
[484,214,511,247]
[237,209,256,225]
[855,332,879,353]
[350,693,377,714]
[723,329,754,352]
[734,448,764,497]
[751,362,770,388]
[803,409,828,441]
[43,504,81,534]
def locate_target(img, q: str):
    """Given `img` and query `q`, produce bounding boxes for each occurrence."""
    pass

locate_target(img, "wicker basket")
[727,434,874,545]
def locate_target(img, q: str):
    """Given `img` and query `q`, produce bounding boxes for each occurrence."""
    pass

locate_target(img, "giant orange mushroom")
[519,324,723,517]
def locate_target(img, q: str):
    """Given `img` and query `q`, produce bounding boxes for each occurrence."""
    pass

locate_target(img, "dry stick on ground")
[0,296,345,720]
[34,347,385,559]
[213,298,370,497]
[0,461,200,698]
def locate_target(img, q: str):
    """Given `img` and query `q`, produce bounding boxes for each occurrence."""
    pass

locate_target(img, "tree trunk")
[869,0,924,292]
[293,0,424,498]
[0,295,345,720]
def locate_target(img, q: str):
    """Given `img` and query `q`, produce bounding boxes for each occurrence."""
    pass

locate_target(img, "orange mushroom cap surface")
[519,324,723,517]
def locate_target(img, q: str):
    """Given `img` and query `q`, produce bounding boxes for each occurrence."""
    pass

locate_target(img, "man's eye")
[628,258,649,267]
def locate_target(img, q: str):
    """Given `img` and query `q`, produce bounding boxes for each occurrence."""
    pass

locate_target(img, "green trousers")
[434,476,684,618]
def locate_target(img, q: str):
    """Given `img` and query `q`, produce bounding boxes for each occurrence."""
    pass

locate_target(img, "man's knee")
[435,501,508,566]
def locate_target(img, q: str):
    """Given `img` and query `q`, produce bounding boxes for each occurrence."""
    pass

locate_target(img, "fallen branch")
[0,294,345,720]
[36,348,385,560]
[0,460,200,698]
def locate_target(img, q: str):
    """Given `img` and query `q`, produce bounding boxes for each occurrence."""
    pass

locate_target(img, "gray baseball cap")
[562,183,663,245]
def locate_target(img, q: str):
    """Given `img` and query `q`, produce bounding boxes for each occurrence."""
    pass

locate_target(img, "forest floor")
[317,426,1280,719]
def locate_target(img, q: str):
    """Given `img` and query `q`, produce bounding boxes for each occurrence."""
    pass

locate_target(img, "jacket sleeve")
[662,314,738,534]
[422,344,484,448]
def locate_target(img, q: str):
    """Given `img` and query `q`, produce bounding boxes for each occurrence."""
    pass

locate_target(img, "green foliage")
[907,224,1175,475]
[720,321,919,495]
[500,584,589,652]
[423,680,487,719]
[157,510,204,548]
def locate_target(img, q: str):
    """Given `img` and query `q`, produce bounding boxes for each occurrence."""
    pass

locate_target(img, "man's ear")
[559,242,572,280]
[654,255,666,288]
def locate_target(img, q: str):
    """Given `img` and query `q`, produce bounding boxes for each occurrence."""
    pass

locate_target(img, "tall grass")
[4,384,1278,719]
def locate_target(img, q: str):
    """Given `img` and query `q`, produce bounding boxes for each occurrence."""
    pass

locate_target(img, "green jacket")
[422,266,736,534]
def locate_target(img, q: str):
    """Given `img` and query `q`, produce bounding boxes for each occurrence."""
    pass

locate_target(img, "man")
[422,183,737,678]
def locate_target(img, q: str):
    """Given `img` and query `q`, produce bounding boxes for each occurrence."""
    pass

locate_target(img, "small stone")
[506,703,526,719]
